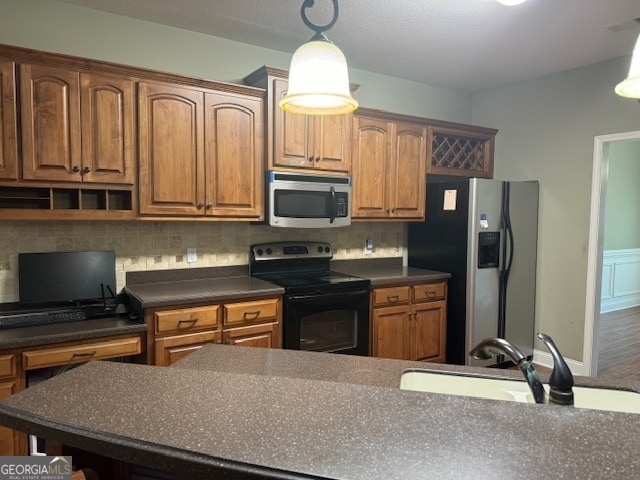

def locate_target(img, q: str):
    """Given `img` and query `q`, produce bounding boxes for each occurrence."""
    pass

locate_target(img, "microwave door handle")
[330,186,336,223]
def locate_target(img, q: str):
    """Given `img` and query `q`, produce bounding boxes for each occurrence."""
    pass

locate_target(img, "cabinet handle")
[71,350,97,359]
[197,202,205,209]
[178,318,198,325]
[83,166,91,174]
[386,208,390,213]
[387,294,399,302]
[308,156,314,162]
[243,310,261,320]
[72,165,80,173]
[427,291,436,297]
[215,340,222,344]
[314,156,320,162]
[205,203,213,209]
[225,340,232,345]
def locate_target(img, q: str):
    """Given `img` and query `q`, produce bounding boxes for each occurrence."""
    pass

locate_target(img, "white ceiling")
[57,0,640,93]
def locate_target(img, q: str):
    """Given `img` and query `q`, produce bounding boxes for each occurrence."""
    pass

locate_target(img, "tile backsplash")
[0,221,404,304]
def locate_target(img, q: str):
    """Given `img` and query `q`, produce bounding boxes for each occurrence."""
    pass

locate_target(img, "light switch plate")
[187,247,198,263]
[364,238,374,254]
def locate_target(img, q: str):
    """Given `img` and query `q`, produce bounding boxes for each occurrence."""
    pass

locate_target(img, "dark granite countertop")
[332,258,450,286]
[124,276,285,310]
[123,259,449,312]
[0,317,147,350]
[0,345,638,480]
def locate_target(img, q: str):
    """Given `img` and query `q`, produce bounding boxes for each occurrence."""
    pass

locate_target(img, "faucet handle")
[537,333,574,406]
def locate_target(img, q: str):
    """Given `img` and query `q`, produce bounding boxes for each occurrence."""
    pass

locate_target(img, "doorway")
[584,130,640,376]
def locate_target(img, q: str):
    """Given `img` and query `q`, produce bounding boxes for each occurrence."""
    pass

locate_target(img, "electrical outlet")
[364,238,374,254]
[187,247,198,263]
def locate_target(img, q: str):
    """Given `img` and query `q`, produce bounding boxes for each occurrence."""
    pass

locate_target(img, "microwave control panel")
[335,193,348,217]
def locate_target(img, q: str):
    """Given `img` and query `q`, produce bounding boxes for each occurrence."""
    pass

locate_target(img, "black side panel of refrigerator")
[408,178,469,365]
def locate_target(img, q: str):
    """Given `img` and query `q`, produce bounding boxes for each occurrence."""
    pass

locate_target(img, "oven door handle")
[287,288,370,302]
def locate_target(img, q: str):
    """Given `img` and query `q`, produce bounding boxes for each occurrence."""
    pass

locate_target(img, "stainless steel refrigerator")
[408,176,539,367]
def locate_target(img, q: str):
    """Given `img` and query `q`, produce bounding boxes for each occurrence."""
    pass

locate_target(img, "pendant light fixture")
[279,0,358,115]
[615,33,640,98]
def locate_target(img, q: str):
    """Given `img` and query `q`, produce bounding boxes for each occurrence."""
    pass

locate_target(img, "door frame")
[583,130,640,376]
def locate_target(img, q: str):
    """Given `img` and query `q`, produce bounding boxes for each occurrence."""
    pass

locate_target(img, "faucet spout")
[470,337,546,404]
[537,333,574,406]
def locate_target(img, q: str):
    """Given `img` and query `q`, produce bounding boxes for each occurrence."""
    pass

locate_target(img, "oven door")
[284,288,370,356]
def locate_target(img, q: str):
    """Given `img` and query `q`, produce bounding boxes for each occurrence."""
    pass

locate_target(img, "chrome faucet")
[537,333,574,406]
[469,337,546,404]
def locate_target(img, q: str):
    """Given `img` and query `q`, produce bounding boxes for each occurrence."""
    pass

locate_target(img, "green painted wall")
[471,56,640,362]
[604,141,640,251]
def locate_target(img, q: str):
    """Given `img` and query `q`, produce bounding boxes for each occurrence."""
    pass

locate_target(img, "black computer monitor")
[18,250,116,306]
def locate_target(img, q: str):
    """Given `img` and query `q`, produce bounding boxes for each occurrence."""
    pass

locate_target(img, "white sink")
[400,370,640,414]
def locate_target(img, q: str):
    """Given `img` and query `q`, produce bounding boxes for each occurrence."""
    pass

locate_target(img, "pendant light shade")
[615,33,640,98]
[279,0,358,115]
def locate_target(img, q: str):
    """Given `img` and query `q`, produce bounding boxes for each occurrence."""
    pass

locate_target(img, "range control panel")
[250,242,333,261]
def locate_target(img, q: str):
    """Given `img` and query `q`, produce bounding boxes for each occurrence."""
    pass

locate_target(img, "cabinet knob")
[386,208,390,213]
[72,165,80,173]
[83,166,91,174]
[205,203,213,209]
[198,202,205,209]
[308,156,314,162]
[314,156,320,162]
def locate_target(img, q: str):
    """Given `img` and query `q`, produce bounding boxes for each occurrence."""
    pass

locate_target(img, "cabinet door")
[371,304,410,360]
[223,322,279,348]
[21,64,82,181]
[272,78,311,169]
[389,122,426,219]
[351,116,393,219]
[411,300,447,363]
[312,114,351,173]
[0,61,17,180]
[0,381,17,456]
[205,92,263,218]
[154,330,220,366]
[80,73,135,184]
[138,82,205,215]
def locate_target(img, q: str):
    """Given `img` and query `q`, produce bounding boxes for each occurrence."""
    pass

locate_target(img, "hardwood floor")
[597,306,640,382]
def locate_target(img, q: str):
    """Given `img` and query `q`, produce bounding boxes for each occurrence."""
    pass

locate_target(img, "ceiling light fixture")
[495,0,526,5]
[615,32,640,98]
[279,0,358,115]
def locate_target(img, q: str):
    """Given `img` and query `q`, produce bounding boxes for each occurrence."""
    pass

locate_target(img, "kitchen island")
[0,345,638,479]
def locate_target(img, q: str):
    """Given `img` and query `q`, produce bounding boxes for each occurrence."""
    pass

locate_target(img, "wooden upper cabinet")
[273,78,351,174]
[138,81,264,219]
[21,64,82,182]
[352,116,392,219]
[20,64,134,184]
[391,122,426,219]
[352,113,425,220]
[0,61,18,180]
[427,124,496,178]
[138,81,205,216]
[205,91,263,218]
[80,73,134,184]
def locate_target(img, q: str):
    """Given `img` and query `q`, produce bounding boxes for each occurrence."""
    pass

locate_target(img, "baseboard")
[532,349,585,376]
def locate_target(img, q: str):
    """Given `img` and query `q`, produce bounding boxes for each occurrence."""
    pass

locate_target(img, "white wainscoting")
[601,249,640,313]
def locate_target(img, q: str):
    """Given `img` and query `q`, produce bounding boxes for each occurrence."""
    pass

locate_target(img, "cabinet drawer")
[22,336,142,370]
[154,305,221,335]
[0,355,16,380]
[224,298,279,326]
[413,282,447,302]
[372,286,410,307]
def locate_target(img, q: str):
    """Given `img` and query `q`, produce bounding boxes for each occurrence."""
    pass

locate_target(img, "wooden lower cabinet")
[371,282,447,363]
[148,296,282,366]
[0,334,144,456]
[154,331,221,367]
[0,380,18,456]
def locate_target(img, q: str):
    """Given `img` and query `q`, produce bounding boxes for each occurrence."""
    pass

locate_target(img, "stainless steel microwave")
[267,171,352,228]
